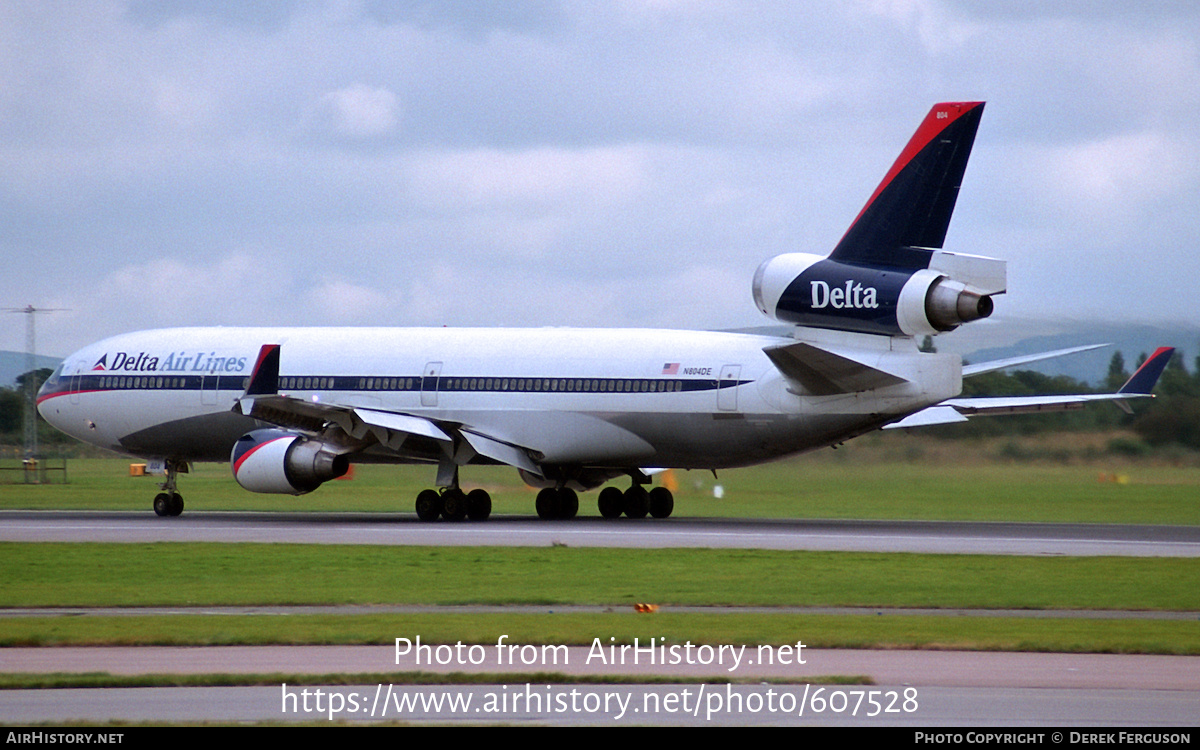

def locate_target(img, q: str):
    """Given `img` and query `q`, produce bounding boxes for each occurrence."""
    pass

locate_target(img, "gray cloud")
[1,0,1197,356]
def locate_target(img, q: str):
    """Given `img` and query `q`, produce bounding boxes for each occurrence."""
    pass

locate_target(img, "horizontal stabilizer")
[891,346,1174,428]
[962,344,1109,378]
[943,393,1134,416]
[764,341,908,395]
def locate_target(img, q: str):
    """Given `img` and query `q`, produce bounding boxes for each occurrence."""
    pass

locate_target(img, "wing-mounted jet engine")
[231,428,349,495]
[752,101,1006,337]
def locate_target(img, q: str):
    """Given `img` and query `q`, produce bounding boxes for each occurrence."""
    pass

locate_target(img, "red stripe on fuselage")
[36,389,103,406]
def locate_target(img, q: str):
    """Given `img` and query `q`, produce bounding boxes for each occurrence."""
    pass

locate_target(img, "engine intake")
[231,428,349,495]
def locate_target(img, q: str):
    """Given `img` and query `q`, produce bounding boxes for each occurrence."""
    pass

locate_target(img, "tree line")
[935,347,1200,448]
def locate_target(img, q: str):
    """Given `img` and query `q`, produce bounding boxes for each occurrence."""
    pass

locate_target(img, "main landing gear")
[526,481,676,520]
[535,487,579,520]
[415,487,493,522]
[413,483,675,521]
[152,459,186,517]
[597,485,674,520]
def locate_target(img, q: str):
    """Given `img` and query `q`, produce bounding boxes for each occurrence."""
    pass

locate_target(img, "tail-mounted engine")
[231,428,349,495]
[752,252,1003,337]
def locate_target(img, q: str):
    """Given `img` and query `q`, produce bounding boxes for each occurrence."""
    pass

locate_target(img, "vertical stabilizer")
[830,102,984,269]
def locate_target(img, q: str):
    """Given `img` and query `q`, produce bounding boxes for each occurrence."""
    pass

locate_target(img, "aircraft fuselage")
[38,325,960,472]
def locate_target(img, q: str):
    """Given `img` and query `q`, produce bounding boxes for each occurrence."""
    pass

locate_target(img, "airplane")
[36,101,1175,520]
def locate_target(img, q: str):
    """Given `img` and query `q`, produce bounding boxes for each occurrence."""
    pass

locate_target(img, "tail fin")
[830,101,984,269]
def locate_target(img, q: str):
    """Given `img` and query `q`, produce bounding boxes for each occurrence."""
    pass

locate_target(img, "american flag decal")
[662,363,679,375]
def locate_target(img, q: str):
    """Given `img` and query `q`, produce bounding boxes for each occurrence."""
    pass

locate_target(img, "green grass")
[4,543,1198,610]
[2,612,1198,655]
[3,450,1200,524]
[3,443,1198,657]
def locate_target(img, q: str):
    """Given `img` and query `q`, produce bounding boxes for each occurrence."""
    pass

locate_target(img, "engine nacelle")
[231,428,349,495]
[752,253,994,336]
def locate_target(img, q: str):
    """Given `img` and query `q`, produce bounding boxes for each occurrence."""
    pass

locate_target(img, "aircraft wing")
[764,340,909,395]
[886,346,1174,429]
[233,345,543,474]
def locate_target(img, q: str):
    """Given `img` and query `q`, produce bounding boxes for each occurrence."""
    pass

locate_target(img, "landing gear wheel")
[415,489,443,521]
[153,459,187,517]
[466,489,492,521]
[648,487,674,518]
[535,487,559,520]
[441,489,468,521]
[597,486,624,519]
[623,486,649,519]
[557,488,578,520]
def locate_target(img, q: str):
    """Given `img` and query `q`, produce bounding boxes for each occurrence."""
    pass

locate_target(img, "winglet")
[245,344,281,397]
[1118,347,1174,395]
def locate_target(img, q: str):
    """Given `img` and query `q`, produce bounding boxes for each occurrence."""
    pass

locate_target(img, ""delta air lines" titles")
[96,351,249,374]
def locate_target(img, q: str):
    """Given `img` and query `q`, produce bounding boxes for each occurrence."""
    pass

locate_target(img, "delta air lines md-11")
[37,102,1174,520]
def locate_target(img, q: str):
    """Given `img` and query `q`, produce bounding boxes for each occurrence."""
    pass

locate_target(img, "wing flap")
[353,408,451,443]
[460,429,541,474]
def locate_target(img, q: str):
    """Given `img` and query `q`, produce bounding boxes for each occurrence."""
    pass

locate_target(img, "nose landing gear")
[152,459,186,517]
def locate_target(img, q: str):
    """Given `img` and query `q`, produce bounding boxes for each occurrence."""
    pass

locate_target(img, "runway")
[4,510,1197,725]
[1,509,1198,556]
[2,646,1198,725]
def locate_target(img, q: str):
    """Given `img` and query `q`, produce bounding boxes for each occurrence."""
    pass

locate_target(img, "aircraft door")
[201,374,220,406]
[421,361,442,407]
[718,364,741,411]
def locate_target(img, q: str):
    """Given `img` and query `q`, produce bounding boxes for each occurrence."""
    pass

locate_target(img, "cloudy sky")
[2,1,1198,358]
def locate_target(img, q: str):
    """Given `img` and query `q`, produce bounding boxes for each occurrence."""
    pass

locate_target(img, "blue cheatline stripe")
[41,373,755,400]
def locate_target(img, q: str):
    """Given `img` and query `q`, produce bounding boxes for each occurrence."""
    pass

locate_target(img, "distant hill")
[959,322,1200,386]
[0,351,63,390]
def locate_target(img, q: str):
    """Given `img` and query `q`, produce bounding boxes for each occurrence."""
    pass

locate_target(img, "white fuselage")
[38,325,961,472]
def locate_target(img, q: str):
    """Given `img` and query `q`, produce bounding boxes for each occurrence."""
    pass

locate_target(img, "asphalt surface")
[3,509,1197,725]
[3,509,1199,556]
[3,646,1199,725]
